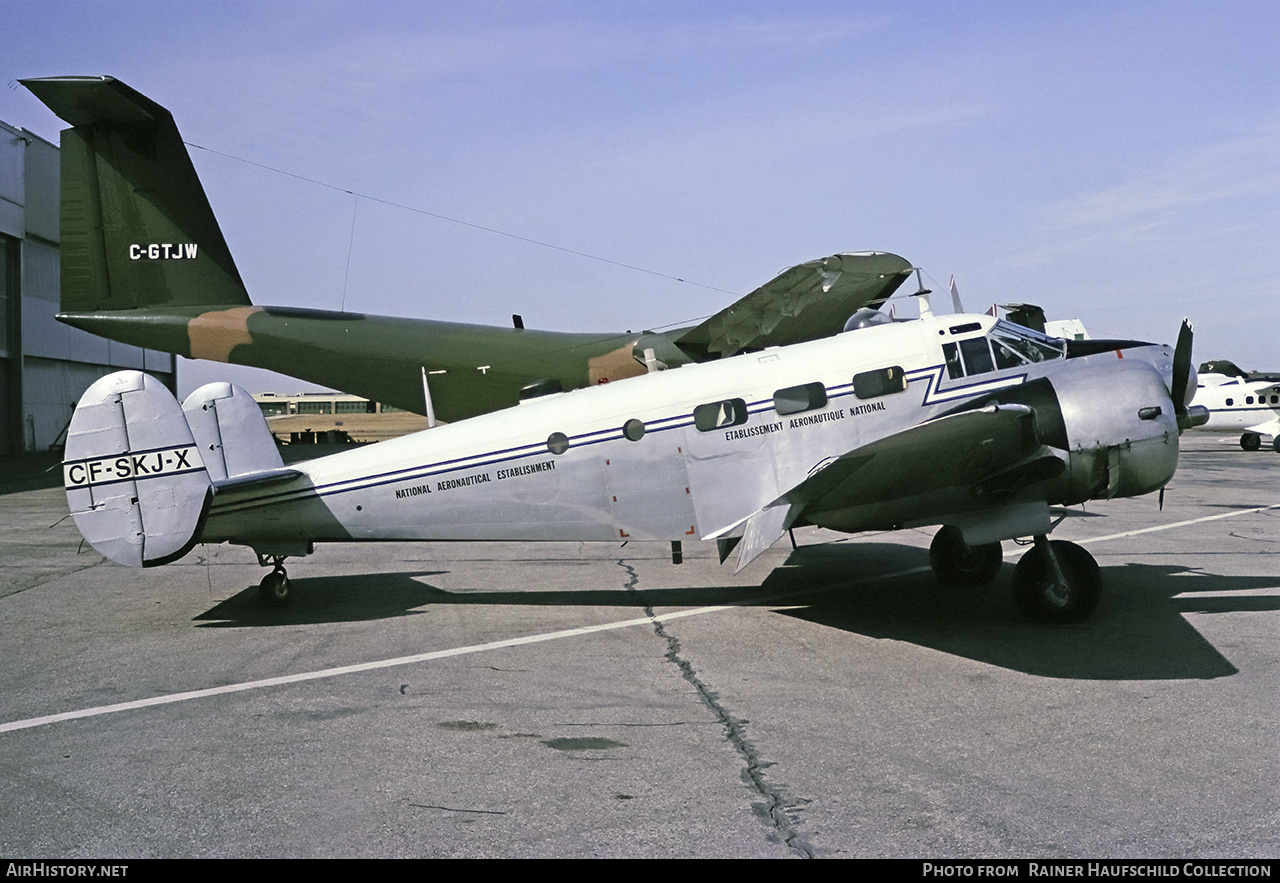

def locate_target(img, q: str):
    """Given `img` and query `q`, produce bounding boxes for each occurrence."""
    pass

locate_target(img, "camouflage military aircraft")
[21,76,914,422]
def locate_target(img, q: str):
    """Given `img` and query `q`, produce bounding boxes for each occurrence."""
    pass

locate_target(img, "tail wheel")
[929,526,1003,586]
[259,568,293,608]
[1011,539,1100,624]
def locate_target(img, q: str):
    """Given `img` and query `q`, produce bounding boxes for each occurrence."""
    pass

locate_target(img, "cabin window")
[1226,398,1234,406]
[547,432,570,454]
[694,399,749,431]
[853,366,907,399]
[622,419,646,441]
[773,382,828,416]
[1246,396,1255,405]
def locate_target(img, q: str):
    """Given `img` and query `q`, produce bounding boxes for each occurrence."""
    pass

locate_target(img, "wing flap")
[732,503,795,573]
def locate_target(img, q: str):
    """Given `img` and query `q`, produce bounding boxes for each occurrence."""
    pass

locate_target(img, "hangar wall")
[0,118,176,455]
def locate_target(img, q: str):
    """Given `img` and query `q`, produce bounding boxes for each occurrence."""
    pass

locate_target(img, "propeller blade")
[1172,319,1195,430]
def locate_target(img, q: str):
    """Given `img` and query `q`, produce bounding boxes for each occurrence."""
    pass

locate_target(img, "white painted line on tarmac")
[0,574,858,736]
[1080,503,1280,544]
[0,605,732,734]
[1174,588,1280,598]
[4,503,1275,735]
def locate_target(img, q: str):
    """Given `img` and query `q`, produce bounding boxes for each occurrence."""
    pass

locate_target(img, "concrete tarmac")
[0,435,1276,858]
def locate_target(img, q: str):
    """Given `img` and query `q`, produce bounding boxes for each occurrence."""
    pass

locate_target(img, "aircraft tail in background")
[20,76,251,314]
[21,76,914,422]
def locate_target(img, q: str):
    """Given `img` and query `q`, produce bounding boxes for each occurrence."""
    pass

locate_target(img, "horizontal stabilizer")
[20,75,167,127]
[63,372,212,566]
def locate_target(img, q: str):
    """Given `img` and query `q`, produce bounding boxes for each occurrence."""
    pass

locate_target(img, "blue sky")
[4,1,1277,394]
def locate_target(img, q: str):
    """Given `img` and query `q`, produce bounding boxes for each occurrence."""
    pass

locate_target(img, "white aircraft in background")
[61,285,1203,625]
[1191,360,1280,452]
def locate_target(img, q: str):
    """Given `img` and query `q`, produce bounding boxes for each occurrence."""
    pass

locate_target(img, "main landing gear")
[1009,536,1100,624]
[1240,432,1280,453]
[929,526,1003,586]
[929,527,1101,624]
[257,555,293,608]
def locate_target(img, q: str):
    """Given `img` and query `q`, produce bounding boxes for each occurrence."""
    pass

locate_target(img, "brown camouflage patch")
[188,306,264,362]
[588,340,646,385]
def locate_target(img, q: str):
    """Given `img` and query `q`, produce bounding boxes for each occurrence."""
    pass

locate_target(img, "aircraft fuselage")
[200,313,1180,556]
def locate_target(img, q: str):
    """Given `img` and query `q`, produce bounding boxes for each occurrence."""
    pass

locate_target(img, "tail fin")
[20,76,251,312]
[63,371,290,567]
[181,381,285,483]
[63,372,213,566]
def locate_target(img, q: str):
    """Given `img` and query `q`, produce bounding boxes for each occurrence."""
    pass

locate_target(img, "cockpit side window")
[959,338,995,375]
[943,342,964,379]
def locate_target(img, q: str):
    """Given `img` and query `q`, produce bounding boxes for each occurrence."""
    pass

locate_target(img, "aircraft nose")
[1055,359,1180,501]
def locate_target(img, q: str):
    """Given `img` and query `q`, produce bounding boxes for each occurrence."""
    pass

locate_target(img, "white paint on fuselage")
[200,314,1166,551]
[1191,374,1280,438]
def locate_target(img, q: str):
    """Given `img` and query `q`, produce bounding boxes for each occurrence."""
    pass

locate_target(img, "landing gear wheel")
[258,567,293,609]
[1273,437,1280,454]
[1241,432,1261,451]
[929,526,1003,586]
[1011,538,1100,624]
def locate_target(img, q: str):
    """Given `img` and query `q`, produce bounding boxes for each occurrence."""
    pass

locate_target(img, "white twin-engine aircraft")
[1190,362,1280,452]
[62,304,1203,624]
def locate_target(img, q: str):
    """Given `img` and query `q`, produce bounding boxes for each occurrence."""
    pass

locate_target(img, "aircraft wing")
[1244,415,1280,437]
[674,252,913,359]
[729,403,1062,571]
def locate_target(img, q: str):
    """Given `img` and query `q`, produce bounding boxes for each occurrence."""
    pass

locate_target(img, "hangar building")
[1,117,175,456]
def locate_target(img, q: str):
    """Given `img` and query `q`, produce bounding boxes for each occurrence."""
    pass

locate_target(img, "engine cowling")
[1053,357,1180,503]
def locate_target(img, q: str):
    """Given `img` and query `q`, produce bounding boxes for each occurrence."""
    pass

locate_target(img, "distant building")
[1,117,175,455]
[251,391,430,444]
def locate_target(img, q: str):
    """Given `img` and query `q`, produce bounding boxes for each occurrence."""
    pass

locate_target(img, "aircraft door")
[604,423,698,541]
[681,397,781,537]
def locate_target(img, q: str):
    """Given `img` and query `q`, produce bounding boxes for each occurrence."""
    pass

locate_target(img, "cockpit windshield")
[990,320,1067,365]
[943,320,1066,380]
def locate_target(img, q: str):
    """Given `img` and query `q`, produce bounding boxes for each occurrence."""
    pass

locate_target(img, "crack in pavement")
[619,560,814,858]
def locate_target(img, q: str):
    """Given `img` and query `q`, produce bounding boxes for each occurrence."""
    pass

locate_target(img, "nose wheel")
[1011,537,1100,623]
[258,558,293,608]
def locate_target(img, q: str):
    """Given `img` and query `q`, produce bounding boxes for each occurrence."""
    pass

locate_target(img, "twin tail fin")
[63,371,289,566]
